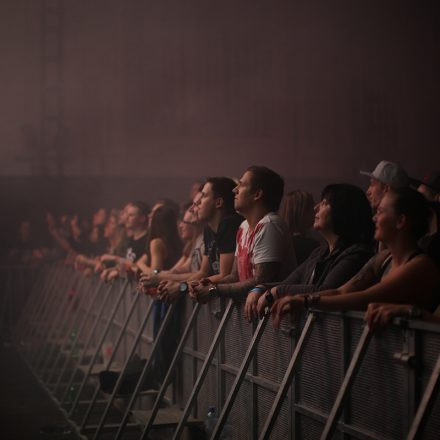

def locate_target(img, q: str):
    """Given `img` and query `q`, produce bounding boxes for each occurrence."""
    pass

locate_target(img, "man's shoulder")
[256,212,290,235]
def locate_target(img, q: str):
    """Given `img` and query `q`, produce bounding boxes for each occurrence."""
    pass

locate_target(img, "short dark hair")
[128,201,150,218]
[321,184,374,245]
[389,187,430,240]
[246,166,284,212]
[205,177,237,214]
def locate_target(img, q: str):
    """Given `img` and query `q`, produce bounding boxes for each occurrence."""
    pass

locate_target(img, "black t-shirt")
[125,233,148,263]
[203,213,243,275]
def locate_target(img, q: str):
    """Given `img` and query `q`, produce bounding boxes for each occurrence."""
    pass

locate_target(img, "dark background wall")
[1,0,439,244]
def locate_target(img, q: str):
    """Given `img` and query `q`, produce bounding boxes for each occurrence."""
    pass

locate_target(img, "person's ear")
[253,188,263,202]
[395,214,406,231]
[215,197,224,209]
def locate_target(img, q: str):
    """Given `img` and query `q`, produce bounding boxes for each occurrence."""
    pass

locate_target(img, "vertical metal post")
[91,299,155,440]
[13,266,46,342]
[407,353,440,440]
[80,291,142,430]
[172,300,235,440]
[20,265,62,351]
[320,325,372,440]
[258,313,315,440]
[59,282,115,404]
[41,0,66,176]
[46,280,104,387]
[114,303,176,440]
[42,276,96,384]
[140,302,201,438]
[211,314,269,440]
[66,280,130,414]
[33,272,81,370]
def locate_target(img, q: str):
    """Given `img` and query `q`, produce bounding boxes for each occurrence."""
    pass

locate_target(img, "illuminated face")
[197,183,217,222]
[233,171,256,214]
[373,193,399,243]
[125,205,145,231]
[104,215,118,239]
[119,204,130,225]
[313,198,332,232]
[366,178,388,210]
[179,210,196,241]
[94,208,107,226]
[189,192,202,221]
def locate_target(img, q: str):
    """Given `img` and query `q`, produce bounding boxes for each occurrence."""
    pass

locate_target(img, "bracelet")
[250,286,266,294]
[303,294,321,310]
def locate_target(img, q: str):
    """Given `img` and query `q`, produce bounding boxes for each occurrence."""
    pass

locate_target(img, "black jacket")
[275,242,374,296]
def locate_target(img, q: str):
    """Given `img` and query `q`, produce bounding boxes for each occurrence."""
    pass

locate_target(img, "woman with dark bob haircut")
[271,187,440,327]
[247,183,375,321]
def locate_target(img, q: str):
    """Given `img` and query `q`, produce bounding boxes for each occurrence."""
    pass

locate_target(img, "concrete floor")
[0,342,78,440]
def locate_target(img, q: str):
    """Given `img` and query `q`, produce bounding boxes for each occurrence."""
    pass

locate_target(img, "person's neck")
[208,210,225,233]
[244,205,270,231]
[386,236,419,266]
[132,227,147,240]
[321,231,339,253]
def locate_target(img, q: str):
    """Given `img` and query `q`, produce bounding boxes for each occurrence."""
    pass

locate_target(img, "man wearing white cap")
[360,160,410,211]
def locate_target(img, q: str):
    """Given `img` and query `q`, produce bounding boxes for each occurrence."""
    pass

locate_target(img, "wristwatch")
[179,282,188,294]
[208,284,220,298]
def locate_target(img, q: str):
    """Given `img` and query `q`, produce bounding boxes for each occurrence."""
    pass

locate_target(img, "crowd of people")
[7,162,440,337]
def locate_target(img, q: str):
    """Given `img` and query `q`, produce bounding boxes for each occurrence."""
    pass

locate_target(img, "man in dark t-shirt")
[190,177,242,281]
[203,213,242,276]
[156,177,242,300]
[101,201,149,281]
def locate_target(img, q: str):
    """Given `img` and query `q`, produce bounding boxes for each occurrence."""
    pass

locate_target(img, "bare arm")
[310,255,439,311]
[136,254,150,274]
[207,252,235,283]
[217,262,282,300]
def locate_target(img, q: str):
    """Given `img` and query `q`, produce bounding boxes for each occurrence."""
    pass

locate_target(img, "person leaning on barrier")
[271,187,440,328]
[254,184,375,320]
[135,202,182,276]
[190,166,296,309]
[137,200,204,300]
[100,201,149,282]
[148,177,242,303]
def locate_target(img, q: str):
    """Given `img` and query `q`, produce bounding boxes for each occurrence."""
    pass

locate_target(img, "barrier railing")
[4,264,440,439]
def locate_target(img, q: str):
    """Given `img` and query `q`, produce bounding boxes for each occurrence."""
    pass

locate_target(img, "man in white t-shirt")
[190,166,296,319]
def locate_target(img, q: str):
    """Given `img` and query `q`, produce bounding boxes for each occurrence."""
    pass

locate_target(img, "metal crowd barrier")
[3,264,440,439]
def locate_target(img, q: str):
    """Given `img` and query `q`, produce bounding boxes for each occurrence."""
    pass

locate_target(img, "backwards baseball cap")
[360,160,409,189]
